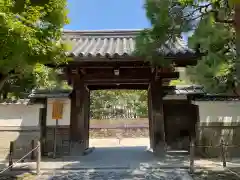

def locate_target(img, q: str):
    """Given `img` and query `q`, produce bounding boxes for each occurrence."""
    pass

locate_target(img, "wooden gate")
[163,100,198,150]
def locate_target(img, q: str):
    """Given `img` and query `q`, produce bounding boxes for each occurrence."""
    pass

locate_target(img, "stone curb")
[7,165,191,171]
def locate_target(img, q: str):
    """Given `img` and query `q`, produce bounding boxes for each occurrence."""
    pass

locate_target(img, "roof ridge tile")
[62,29,197,59]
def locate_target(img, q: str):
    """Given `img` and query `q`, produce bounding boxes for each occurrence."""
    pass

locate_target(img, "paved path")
[6,146,190,170]
[22,146,193,179]
[1,138,240,179]
[37,169,192,180]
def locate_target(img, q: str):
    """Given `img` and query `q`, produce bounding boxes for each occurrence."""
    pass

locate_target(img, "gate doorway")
[163,100,198,151]
[89,90,150,149]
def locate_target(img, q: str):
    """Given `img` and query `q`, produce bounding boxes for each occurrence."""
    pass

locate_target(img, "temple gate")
[55,30,203,155]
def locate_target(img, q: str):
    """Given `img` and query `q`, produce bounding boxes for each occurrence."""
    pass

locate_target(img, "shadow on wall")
[196,115,240,158]
[0,104,41,164]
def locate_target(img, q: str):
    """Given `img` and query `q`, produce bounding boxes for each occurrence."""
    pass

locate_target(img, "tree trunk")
[234,4,240,94]
[235,5,240,64]
[0,74,9,92]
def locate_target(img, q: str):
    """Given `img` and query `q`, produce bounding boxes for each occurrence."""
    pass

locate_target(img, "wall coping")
[197,122,240,127]
[0,126,40,131]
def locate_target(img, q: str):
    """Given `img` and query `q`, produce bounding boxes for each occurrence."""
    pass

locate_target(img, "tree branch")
[213,10,234,24]
[184,3,212,18]
[0,74,10,92]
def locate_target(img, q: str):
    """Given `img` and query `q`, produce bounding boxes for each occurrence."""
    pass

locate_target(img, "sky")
[64,0,151,30]
[64,0,189,42]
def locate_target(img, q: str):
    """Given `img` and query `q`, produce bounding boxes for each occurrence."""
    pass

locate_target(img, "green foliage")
[90,90,148,119]
[135,0,193,66]
[0,0,69,93]
[137,0,238,93]
[170,79,188,86]
[33,63,71,90]
[185,0,236,93]
[0,63,71,101]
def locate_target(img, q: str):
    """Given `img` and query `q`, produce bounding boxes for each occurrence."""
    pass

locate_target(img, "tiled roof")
[0,99,32,105]
[62,29,196,58]
[29,89,72,98]
[173,85,205,94]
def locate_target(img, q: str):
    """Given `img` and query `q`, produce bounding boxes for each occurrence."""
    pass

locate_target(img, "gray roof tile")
[29,89,71,98]
[0,99,31,105]
[62,29,196,58]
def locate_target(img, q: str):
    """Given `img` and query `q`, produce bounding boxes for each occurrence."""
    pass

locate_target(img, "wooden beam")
[173,58,198,67]
[85,79,150,85]
[88,85,178,91]
[72,55,200,65]
[88,84,148,90]
[62,68,178,82]
[83,68,152,80]
[65,60,151,69]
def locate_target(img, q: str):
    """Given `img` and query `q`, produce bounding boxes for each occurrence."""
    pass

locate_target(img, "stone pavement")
[0,146,191,171]
[0,138,240,179]
[37,169,193,180]
[1,147,237,171]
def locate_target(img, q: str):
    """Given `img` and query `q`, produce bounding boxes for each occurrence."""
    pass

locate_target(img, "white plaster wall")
[193,101,240,157]
[0,104,43,127]
[193,101,240,124]
[175,67,190,82]
[46,98,71,126]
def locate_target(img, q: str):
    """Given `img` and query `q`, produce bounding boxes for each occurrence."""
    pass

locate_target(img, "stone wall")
[0,103,43,159]
[90,128,149,138]
[0,127,40,159]
[90,118,149,128]
[194,101,240,158]
[196,122,240,158]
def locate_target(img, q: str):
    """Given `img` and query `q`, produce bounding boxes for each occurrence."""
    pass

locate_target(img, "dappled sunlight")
[196,101,240,158]
[48,168,192,180]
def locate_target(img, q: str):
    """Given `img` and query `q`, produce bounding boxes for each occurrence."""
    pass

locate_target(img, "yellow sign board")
[52,101,64,120]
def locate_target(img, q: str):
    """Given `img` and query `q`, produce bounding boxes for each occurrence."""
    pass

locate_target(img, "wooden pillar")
[69,78,89,154]
[149,78,166,152]
[70,88,77,141]
[190,104,198,141]
[70,87,85,142]
[83,88,90,150]
[148,87,154,149]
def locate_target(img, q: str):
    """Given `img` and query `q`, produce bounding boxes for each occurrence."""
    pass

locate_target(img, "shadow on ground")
[191,168,240,180]
[61,146,188,170]
[0,161,36,179]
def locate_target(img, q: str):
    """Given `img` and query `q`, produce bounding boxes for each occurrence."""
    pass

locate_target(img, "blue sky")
[64,0,189,41]
[64,0,151,30]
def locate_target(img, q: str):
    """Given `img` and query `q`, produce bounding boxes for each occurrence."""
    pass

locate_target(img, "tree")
[0,0,69,92]
[136,0,240,93]
[0,63,71,101]
[90,90,148,119]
